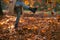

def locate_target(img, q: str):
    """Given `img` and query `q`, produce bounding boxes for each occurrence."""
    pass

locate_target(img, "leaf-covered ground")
[0,13,60,40]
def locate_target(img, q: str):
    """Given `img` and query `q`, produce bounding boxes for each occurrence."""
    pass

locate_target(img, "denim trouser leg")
[15,1,30,28]
[15,1,29,9]
[15,9,21,28]
[15,7,22,28]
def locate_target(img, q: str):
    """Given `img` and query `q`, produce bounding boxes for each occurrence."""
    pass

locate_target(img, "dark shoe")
[51,12,54,16]
[29,7,37,13]
[15,26,18,29]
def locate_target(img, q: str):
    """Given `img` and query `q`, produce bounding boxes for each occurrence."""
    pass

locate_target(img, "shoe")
[15,23,18,29]
[29,7,37,13]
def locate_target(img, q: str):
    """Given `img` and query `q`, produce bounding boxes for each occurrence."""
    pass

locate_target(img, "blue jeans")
[15,1,29,9]
[15,1,30,28]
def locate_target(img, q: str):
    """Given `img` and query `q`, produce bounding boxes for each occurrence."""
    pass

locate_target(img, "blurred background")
[2,0,60,14]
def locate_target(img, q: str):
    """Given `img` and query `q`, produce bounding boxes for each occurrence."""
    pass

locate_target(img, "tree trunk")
[0,0,3,17]
[8,0,16,14]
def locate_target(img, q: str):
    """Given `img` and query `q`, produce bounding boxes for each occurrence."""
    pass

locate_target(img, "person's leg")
[14,7,22,28]
[15,1,37,13]
[15,1,29,9]
[14,1,37,28]
[15,12,21,28]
